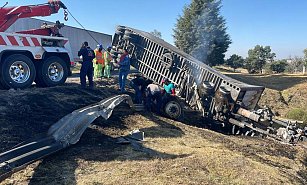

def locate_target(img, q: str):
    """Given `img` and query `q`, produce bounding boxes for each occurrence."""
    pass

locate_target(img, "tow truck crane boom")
[0,0,67,34]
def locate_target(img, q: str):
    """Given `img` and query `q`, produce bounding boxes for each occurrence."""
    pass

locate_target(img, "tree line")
[226,47,307,74]
[171,0,307,74]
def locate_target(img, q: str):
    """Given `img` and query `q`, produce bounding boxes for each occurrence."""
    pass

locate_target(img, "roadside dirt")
[0,71,306,185]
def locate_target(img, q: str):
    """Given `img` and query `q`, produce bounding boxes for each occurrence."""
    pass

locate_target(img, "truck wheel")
[164,100,183,120]
[0,82,4,89]
[124,31,138,42]
[123,35,138,42]
[161,52,174,69]
[36,56,68,87]
[116,26,125,35]
[0,54,36,89]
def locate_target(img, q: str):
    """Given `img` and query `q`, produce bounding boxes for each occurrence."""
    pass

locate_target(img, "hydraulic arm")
[0,0,67,34]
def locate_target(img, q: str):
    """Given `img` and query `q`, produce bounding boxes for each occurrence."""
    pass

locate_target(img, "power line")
[65,9,113,55]
[65,9,101,46]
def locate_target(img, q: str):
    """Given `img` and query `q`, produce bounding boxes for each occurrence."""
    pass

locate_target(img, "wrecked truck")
[111,26,307,143]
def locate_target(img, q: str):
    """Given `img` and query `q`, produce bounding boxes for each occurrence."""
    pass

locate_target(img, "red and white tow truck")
[0,0,74,89]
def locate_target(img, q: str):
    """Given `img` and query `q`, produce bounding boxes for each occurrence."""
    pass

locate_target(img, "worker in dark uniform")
[129,74,152,103]
[78,41,95,89]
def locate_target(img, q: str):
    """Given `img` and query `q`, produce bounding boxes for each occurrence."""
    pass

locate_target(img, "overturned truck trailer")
[112,26,306,143]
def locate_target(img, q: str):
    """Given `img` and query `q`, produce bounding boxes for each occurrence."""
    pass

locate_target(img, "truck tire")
[0,54,36,89]
[0,77,5,89]
[161,52,174,69]
[35,56,68,87]
[123,31,138,42]
[0,81,4,89]
[164,99,183,120]
[116,26,125,34]
[123,35,138,43]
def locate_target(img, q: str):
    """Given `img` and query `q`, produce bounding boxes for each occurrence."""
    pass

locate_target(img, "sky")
[4,0,307,59]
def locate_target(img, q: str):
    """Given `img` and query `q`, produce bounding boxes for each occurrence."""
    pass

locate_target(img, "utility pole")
[303,49,307,75]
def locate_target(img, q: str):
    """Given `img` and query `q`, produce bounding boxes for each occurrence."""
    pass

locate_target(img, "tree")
[267,60,288,73]
[286,57,304,73]
[245,45,276,73]
[150,29,162,39]
[303,49,307,74]
[226,54,244,72]
[173,0,231,66]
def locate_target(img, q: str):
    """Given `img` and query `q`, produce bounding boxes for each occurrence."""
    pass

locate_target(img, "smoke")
[185,0,230,86]
[190,0,227,66]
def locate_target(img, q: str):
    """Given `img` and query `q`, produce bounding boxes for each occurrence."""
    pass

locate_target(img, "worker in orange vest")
[93,44,105,79]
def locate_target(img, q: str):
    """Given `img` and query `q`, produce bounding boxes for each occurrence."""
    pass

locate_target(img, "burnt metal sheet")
[0,94,134,182]
[48,94,134,145]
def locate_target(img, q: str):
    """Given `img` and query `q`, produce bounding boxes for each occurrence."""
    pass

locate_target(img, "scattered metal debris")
[129,130,145,141]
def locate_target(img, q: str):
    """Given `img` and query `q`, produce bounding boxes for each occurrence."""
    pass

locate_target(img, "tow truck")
[0,0,73,89]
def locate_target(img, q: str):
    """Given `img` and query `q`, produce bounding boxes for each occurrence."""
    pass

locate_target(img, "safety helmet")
[97,44,103,49]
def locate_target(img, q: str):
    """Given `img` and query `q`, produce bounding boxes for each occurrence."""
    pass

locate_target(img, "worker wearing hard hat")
[93,44,105,79]
[104,46,112,78]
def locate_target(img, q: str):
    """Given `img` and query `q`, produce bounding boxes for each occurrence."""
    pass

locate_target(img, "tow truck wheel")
[35,56,68,87]
[164,100,183,120]
[0,54,36,89]
[0,79,4,89]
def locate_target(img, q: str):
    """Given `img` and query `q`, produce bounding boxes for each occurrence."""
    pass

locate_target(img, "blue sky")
[4,0,307,59]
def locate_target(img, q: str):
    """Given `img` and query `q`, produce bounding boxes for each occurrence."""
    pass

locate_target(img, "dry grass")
[2,113,306,185]
[223,72,307,91]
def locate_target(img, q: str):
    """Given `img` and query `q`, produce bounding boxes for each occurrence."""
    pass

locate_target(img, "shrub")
[286,108,307,127]
[264,60,288,74]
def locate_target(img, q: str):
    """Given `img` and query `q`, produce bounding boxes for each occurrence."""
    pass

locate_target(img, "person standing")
[93,44,105,79]
[104,46,112,78]
[78,41,95,89]
[118,49,130,92]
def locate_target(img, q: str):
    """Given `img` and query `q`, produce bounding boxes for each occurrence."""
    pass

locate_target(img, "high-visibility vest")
[94,49,105,65]
[104,51,112,65]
